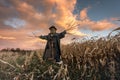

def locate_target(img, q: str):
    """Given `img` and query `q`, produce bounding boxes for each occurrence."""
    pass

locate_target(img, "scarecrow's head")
[49,25,57,34]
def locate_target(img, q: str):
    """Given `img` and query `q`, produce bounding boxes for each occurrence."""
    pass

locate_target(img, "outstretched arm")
[59,30,67,39]
[58,26,75,39]
[39,35,48,40]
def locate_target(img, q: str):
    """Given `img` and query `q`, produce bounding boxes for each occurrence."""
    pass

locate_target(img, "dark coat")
[39,30,66,61]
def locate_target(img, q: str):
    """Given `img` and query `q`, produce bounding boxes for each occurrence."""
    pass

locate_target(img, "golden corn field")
[0,29,120,80]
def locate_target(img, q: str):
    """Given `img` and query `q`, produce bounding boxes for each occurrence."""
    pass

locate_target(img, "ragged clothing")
[39,30,66,62]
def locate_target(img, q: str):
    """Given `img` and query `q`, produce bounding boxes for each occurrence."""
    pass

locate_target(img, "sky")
[0,0,120,50]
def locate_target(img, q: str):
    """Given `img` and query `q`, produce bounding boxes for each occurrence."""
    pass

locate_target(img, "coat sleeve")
[59,30,67,39]
[39,35,48,40]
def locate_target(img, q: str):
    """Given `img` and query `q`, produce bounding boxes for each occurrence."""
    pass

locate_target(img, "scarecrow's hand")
[65,20,79,34]
[66,26,75,32]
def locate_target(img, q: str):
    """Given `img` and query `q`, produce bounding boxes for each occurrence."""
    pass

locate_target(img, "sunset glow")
[0,0,120,49]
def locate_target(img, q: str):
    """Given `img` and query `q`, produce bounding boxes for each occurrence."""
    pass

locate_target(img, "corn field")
[0,29,120,80]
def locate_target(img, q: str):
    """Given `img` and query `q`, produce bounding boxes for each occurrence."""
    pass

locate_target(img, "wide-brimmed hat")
[49,26,57,30]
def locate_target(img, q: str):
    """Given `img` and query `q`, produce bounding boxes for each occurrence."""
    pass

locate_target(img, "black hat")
[49,26,57,30]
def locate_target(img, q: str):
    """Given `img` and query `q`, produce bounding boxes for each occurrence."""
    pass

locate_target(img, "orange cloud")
[0,35,16,40]
[91,20,116,31]
[67,30,87,36]
[51,0,88,36]
[79,8,116,31]
[20,38,46,49]
[80,8,89,20]
[16,1,44,21]
[109,17,120,21]
[0,0,118,49]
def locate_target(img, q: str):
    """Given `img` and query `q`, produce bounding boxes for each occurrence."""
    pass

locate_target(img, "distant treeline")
[0,48,34,53]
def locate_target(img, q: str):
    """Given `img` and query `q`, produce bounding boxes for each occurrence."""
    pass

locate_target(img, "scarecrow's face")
[50,28,56,34]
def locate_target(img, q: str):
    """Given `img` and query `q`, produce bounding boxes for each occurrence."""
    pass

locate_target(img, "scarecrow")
[39,25,73,64]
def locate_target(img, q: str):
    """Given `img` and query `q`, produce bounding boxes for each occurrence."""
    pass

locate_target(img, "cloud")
[0,35,16,40]
[79,19,116,31]
[4,18,26,28]
[80,7,89,20]
[0,0,118,49]
[109,17,120,21]
[50,0,88,36]
[67,30,87,36]
[79,8,116,31]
